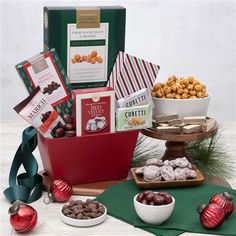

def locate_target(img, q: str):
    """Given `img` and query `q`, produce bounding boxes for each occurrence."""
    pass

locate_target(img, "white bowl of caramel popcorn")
[152,76,210,118]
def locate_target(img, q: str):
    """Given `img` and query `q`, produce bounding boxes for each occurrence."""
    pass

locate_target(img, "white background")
[0,0,236,121]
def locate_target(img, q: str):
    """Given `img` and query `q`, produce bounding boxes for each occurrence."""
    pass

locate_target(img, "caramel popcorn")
[152,75,208,99]
[71,51,103,64]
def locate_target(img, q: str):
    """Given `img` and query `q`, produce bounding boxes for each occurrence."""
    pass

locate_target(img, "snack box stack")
[13,5,161,184]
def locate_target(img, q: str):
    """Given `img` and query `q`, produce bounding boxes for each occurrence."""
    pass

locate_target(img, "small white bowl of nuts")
[134,191,175,225]
[152,76,210,118]
[60,199,107,227]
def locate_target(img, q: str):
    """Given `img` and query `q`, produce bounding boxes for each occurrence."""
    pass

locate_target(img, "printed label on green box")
[67,23,109,84]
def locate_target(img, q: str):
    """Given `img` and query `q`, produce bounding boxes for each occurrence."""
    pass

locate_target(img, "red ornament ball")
[9,203,37,233]
[209,192,234,217]
[197,203,225,229]
[49,179,72,202]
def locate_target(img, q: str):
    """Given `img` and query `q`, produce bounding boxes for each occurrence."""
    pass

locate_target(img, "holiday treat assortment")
[7,4,236,236]
[134,157,197,182]
[62,199,106,220]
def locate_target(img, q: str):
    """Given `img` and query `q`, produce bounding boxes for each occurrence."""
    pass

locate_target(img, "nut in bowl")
[134,191,175,225]
[152,76,210,118]
[60,199,107,227]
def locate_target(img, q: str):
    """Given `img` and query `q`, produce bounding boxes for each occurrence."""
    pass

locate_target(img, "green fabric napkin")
[95,179,236,236]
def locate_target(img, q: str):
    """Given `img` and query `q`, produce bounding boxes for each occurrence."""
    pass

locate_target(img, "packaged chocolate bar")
[14,86,65,138]
[116,88,151,108]
[116,103,153,131]
[15,48,73,115]
[44,6,126,89]
[73,87,115,136]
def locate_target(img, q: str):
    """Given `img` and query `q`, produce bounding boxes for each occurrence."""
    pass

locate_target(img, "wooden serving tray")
[40,171,126,196]
[131,165,204,189]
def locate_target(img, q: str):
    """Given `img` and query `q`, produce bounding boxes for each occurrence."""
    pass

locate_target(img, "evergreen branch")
[132,133,162,167]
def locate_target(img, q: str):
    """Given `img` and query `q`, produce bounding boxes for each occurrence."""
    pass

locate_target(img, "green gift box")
[44,6,126,89]
[15,48,73,116]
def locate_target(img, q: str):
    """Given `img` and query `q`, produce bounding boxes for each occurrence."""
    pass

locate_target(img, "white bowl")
[152,96,211,119]
[133,193,175,225]
[60,204,107,227]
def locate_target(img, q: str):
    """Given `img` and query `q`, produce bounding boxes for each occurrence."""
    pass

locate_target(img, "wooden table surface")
[1,121,236,236]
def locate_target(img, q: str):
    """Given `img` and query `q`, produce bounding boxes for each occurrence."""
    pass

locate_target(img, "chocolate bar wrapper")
[14,86,65,138]
[15,48,73,116]
[116,103,153,131]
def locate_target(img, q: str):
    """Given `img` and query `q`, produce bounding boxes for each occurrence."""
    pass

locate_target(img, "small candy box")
[116,103,153,131]
[73,87,115,136]
[15,48,72,115]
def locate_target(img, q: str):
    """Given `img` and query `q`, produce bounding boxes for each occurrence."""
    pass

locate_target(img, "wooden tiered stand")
[140,122,230,188]
[141,122,218,162]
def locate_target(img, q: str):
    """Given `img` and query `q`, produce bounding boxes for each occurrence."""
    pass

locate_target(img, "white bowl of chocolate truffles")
[134,191,175,225]
[60,199,107,227]
[152,75,210,118]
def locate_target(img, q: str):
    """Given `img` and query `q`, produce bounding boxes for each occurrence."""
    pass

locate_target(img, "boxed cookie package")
[73,87,115,136]
[44,6,126,89]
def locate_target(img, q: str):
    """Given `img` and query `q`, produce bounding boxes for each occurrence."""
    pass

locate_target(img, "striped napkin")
[108,51,160,99]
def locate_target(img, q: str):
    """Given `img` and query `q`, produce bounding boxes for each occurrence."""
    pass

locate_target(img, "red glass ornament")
[209,192,235,217]
[9,203,37,233]
[44,179,72,203]
[197,203,225,229]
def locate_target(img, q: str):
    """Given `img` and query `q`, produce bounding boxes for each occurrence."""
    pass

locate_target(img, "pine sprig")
[187,130,235,181]
[132,133,162,167]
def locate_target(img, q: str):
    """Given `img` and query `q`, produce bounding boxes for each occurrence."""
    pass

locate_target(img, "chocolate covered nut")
[98,206,105,214]
[77,214,83,219]
[64,123,75,131]
[174,157,189,168]
[63,114,73,124]
[65,130,76,137]
[174,167,189,180]
[161,166,175,181]
[146,158,163,166]
[68,213,76,219]
[55,127,65,138]
[88,203,97,209]
[143,165,161,180]
[63,209,71,215]
[146,192,155,201]
[136,192,145,202]
[153,195,165,205]
[141,199,148,205]
[62,199,106,220]
[92,208,98,213]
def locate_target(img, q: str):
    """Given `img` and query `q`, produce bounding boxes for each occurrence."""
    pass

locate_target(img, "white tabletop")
[1,121,236,236]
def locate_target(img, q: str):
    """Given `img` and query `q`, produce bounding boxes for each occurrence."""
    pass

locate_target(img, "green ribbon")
[3,126,43,204]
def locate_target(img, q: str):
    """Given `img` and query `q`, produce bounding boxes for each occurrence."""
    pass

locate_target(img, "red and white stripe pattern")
[108,52,160,99]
